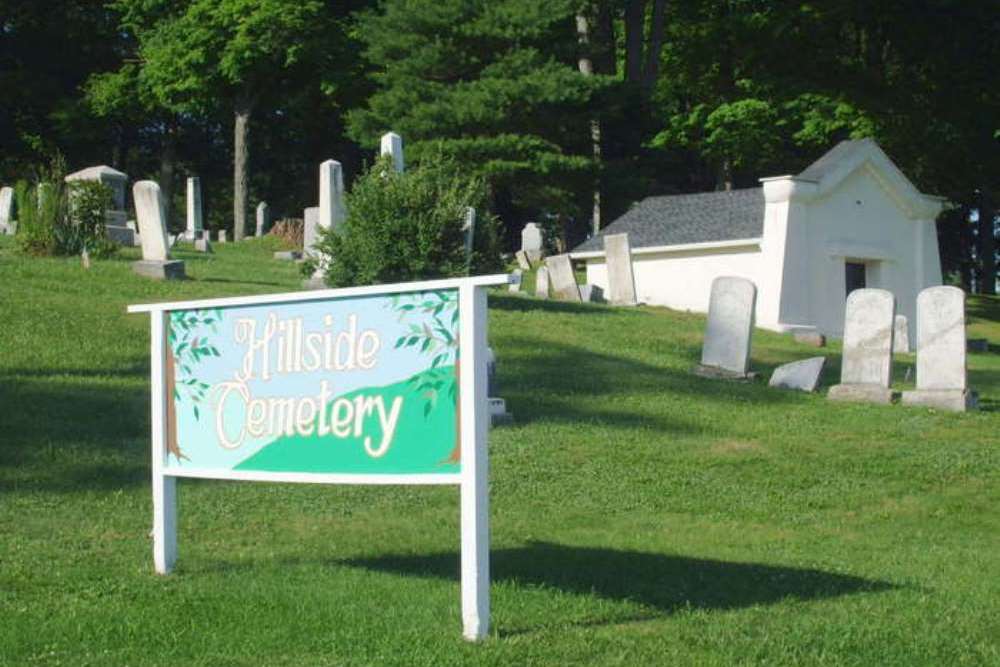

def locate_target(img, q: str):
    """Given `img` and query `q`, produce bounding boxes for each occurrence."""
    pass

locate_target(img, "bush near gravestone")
[15,179,116,259]
[311,156,502,287]
[66,180,117,259]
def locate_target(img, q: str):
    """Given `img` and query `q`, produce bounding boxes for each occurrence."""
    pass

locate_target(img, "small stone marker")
[380,132,404,173]
[579,284,604,303]
[792,328,826,347]
[132,181,185,280]
[603,233,637,305]
[534,266,550,298]
[769,357,826,392]
[521,222,544,263]
[256,201,270,236]
[893,314,910,353]
[194,235,213,253]
[508,269,522,293]
[515,250,531,271]
[274,250,303,261]
[828,288,895,404]
[545,254,580,302]
[485,347,512,425]
[902,286,975,411]
[217,230,228,243]
[186,177,203,240]
[302,206,321,258]
[694,276,757,379]
[462,207,476,263]
[0,186,13,234]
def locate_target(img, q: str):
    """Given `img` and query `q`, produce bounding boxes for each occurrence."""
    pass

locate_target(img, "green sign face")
[166,289,461,475]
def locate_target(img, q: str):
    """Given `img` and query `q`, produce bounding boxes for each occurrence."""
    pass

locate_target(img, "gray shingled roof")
[573,187,765,253]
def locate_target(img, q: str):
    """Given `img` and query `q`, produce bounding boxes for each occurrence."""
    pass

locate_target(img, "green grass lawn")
[1,236,998,666]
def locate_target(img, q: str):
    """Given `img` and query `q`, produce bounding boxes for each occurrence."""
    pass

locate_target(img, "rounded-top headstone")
[132,180,170,262]
[521,222,543,253]
[701,276,757,374]
[840,288,895,387]
[915,286,966,391]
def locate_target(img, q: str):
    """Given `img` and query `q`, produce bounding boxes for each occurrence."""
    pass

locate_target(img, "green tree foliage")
[347,0,612,222]
[314,156,502,287]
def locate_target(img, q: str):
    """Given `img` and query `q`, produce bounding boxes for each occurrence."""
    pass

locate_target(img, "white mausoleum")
[571,139,945,338]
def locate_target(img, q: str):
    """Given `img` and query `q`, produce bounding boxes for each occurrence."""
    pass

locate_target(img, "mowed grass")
[1,235,998,666]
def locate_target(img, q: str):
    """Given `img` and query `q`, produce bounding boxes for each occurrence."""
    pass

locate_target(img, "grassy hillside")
[1,236,998,665]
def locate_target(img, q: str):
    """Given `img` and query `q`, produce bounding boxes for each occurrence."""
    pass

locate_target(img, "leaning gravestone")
[521,222,544,264]
[185,177,203,240]
[603,233,637,306]
[0,186,14,234]
[380,132,405,173]
[132,181,185,280]
[694,276,757,379]
[902,286,975,411]
[256,201,270,236]
[893,314,910,353]
[828,288,895,404]
[769,357,826,392]
[535,265,550,298]
[545,254,581,302]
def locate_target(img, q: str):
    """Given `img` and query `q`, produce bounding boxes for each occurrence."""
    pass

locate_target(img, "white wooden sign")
[129,274,509,640]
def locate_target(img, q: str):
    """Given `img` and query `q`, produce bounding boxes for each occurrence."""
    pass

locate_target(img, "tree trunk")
[624,0,646,83]
[233,99,252,241]
[979,190,996,294]
[164,345,186,461]
[576,10,602,235]
[641,0,667,92]
[159,120,177,230]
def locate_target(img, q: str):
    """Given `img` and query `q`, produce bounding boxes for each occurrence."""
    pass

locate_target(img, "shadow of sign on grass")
[342,541,896,622]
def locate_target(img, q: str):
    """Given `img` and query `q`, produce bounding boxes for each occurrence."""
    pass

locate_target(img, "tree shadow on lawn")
[341,541,896,633]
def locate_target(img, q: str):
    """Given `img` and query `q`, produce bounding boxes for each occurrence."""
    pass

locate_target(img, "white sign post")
[129,274,509,641]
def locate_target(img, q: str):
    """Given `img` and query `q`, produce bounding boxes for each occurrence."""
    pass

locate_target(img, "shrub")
[312,156,502,287]
[14,179,64,256]
[66,180,117,259]
[270,218,304,249]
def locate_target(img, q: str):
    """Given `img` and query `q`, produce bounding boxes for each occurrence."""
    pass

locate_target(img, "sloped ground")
[1,236,997,665]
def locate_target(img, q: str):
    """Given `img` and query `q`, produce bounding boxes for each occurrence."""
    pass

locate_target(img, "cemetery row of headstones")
[690,274,975,412]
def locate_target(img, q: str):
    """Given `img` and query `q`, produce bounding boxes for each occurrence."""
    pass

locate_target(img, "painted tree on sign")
[389,290,461,463]
[167,309,222,460]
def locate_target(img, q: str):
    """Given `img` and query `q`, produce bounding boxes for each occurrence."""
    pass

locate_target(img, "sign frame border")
[130,274,509,641]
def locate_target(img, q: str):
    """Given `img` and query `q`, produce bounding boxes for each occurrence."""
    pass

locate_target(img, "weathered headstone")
[65,165,131,243]
[694,276,757,379]
[485,347,512,425]
[603,233,637,306]
[579,284,604,303]
[902,286,975,411]
[256,201,270,236]
[508,269,522,293]
[463,207,476,263]
[545,254,581,302]
[380,132,404,173]
[194,236,213,253]
[893,314,910,353]
[828,288,895,404]
[185,177,203,240]
[302,207,321,258]
[769,357,826,392]
[521,222,543,264]
[132,181,185,280]
[0,186,14,234]
[217,230,228,243]
[534,266,550,298]
[515,250,532,271]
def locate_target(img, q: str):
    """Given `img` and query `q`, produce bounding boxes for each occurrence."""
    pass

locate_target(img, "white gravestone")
[902,286,975,411]
[185,177,203,240]
[603,233,637,306]
[579,284,604,303]
[132,181,184,280]
[463,207,476,264]
[534,266,550,298]
[217,230,228,243]
[380,132,404,173]
[319,160,346,235]
[695,276,757,378]
[828,288,895,404]
[545,254,581,302]
[769,357,826,392]
[893,314,910,354]
[302,207,321,259]
[0,186,13,234]
[256,201,270,236]
[521,222,543,263]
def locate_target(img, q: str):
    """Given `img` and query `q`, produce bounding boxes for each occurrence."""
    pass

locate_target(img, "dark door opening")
[845,261,866,296]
